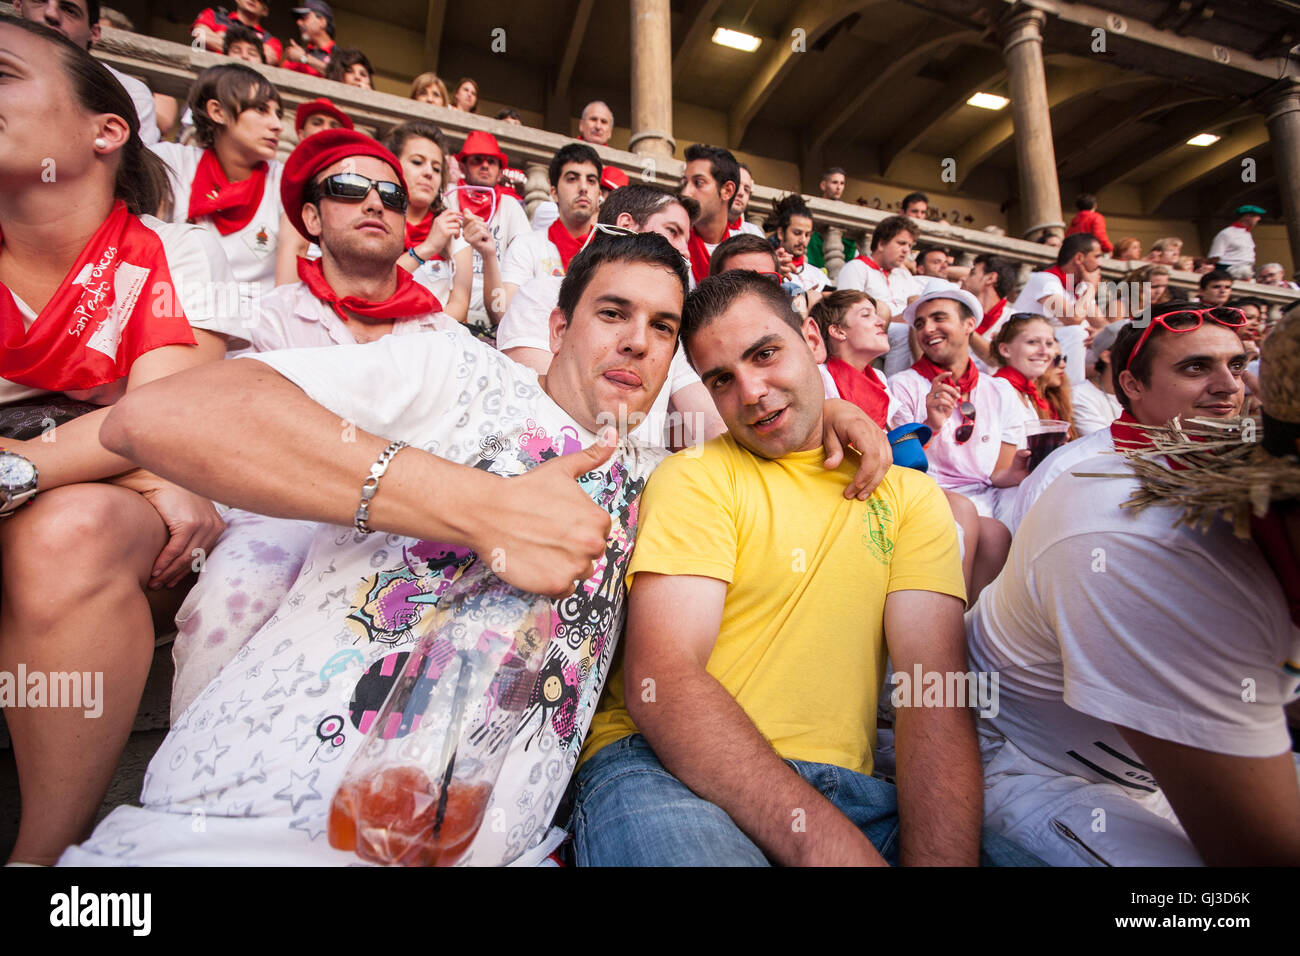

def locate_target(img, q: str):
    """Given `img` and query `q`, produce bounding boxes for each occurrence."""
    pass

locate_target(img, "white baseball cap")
[901,286,984,327]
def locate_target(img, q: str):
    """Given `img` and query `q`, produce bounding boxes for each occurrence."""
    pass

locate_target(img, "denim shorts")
[570,734,1043,867]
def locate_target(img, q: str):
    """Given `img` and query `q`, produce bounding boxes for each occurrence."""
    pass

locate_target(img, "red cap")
[601,167,628,191]
[293,98,354,136]
[281,129,406,241]
[455,130,508,168]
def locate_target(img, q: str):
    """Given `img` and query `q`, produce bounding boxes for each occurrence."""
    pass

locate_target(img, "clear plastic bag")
[328,562,551,866]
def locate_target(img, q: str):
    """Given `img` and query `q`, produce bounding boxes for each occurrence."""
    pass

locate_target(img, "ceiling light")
[712,27,762,52]
[1186,133,1220,147]
[966,92,1010,111]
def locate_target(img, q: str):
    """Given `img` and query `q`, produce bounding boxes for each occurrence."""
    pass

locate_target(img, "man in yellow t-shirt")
[572,271,1041,867]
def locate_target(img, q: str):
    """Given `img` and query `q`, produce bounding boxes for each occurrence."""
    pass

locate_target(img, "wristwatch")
[0,449,38,516]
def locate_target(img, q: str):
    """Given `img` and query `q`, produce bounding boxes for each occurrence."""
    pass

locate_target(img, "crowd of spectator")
[1,2,1298,871]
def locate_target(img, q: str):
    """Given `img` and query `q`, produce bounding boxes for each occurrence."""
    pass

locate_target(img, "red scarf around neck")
[687,223,733,284]
[455,179,511,223]
[975,297,1007,336]
[790,254,806,270]
[188,148,269,236]
[912,355,978,395]
[547,219,591,272]
[826,359,891,428]
[0,201,196,392]
[297,256,441,323]
[404,211,432,249]
[1044,265,1071,289]
[995,366,1051,413]
[1109,410,1300,626]
[728,214,742,231]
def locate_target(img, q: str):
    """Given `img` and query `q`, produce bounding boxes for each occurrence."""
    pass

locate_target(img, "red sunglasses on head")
[1124,307,1247,372]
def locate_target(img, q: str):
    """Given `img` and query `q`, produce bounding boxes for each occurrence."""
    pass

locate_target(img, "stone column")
[824,226,847,282]
[999,6,1064,242]
[628,0,675,160]
[1262,80,1300,280]
[524,162,551,221]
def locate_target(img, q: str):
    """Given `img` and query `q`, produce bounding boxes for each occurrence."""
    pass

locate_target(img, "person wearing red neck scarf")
[162,129,471,723]
[500,142,600,311]
[726,163,764,238]
[771,194,828,308]
[381,121,500,329]
[962,252,1015,370]
[679,143,740,286]
[445,130,530,332]
[834,215,923,377]
[152,63,285,320]
[990,314,1056,434]
[888,289,1034,595]
[1009,233,1103,387]
[0,19,246,865]
[964,306,1300,868]
[1208,204,1264,280]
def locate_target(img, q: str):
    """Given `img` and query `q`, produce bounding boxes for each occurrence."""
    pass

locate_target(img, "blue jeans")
[570,734,1043,867]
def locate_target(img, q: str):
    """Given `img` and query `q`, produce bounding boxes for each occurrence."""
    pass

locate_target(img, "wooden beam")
[1141,117,1270,213]
[878,47,1004,180]
[728,0,880,147]
[1054,84,1205,178]
[950,63,1128,189]
[672,0,726,80]
[1081,101,1254,192]
[807,27,981,154]
[422,0,447,73]
[1003,0,1295,82]
[554,0,596,99]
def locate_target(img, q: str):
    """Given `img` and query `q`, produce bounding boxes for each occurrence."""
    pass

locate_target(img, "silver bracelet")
[354,440,409,535]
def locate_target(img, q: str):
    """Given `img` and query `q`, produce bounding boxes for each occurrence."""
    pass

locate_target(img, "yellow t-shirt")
[582,435,966,776]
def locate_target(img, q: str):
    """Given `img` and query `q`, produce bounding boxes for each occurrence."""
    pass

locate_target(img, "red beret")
[294,98,354,135]
[281,129,407,242]
[601,167,629,191]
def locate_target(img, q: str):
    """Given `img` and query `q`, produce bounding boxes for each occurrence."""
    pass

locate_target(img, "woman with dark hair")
[451,76,478,112]
[384,122,504,326]
[0,19,246,864]
[325,46,372,89]
[152,63,285,319]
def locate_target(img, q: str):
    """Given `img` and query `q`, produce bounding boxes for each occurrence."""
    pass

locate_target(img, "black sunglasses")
[954,401,977,444]
[312,172,408,214]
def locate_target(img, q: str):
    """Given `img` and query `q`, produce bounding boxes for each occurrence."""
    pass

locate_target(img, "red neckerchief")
[791,254,806,270]
[403,212,441,260]
[912,355,978,395]
[975,297,1007,335]
[297,257,441,322]
[546,219,591,272]
[1044,265,1070,290]
[455,179,511,222]
[995,366,1051,413]
[0,201,197,391]
[826,359,891,428]
[728,215,742,231]
[188,148,268,236]
[1231,222,1250,231]
[688,224,733,284]
[1109,410,1300,626]
[856,253,892,290]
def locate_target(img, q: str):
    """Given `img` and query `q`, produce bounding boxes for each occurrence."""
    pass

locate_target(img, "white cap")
[901,286,984,328]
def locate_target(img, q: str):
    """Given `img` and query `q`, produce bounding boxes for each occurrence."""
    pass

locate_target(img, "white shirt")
[245,281,466,353]
[1071,378,1122,435]
[736,219,764,238]
[837,257,920,376]
[63,330,668,868]
[968,450,1299,791]
[106,65,160,145]
[501,229,565,287]
[1207,224,1256,269]
[151,142,283,318]
[494,275,702,449]
[1001,427,1114,535]
[445,192,530,330]
[792,260,829,295]
[818,363,838,400]
[888,366,1025,495]
[529,200,558,232]
[410,235,469,307]
[0,217,248,406]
